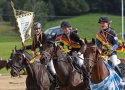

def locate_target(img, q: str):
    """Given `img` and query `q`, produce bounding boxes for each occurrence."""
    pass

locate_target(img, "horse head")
[42,40,83,87]
[41,40,59,60]
[83,38,100,73]
[9,47,27,77]
[83,38,109,84]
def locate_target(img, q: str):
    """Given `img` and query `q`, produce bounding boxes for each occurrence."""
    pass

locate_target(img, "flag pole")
[122,0,124,40]
[9,0,25,49]
[9,0,16,18]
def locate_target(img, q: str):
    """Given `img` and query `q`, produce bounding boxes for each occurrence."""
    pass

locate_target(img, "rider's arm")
[108,30,118,51]
[31,37,39,55]
[71,32,84,46]
[71,32,84,53]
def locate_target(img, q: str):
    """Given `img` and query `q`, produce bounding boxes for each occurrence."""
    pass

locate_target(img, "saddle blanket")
[90,60,124,90]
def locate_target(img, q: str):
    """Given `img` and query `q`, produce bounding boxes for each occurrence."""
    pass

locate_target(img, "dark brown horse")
[8,47,51,90]
[83,38,125,89]
[0,59,8,70]
[41,41,87,90]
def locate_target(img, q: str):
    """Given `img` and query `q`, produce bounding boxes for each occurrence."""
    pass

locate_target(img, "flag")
[9,0,34,43]
[16,11,34,43]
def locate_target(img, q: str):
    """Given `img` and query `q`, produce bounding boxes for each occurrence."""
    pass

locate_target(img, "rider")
[31,22,46,55]
[96,16,122,78]
[58,21,84,67]
[58,21,90,89]
[24,22,57,82]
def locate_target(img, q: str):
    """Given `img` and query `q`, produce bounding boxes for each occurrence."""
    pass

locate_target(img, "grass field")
[44,13,123,39]
[0,13,125,73]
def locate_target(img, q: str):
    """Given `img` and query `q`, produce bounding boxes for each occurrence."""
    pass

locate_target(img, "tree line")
[0,0,124,25]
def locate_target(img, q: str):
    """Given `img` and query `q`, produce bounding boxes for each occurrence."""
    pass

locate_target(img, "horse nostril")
[11,70,17,77]
[13,71,16,75]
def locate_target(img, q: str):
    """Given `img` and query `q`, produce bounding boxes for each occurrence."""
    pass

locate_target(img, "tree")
[86,0,122,15]
[52,0,90,16]
[1,0,12,21]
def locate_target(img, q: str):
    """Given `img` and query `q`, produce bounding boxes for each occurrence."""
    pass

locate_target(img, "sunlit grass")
[0,13,125,74]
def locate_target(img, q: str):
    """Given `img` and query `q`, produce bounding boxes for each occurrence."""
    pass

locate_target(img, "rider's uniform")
[25,33,56,76]
[31,33,46,53]
[25,33,46,53]
[57,29,84,67]
[96,28,119,66]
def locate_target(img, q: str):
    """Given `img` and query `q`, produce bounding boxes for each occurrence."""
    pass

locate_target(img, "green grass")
[0,42,22,59]
[0,22,20,42]
[44,13,123,39]
[0,13,125,73]
[43,13,125,57]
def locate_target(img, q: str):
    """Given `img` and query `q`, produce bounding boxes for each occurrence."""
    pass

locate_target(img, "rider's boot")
[81,65,90,90]
[52,74,60,89]
[115,65,123,78]
[48,60,59,88]
[109,55,122,78]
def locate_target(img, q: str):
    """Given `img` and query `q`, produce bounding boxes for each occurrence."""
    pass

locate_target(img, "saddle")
[67,55,83,86]
[67,55,81,73]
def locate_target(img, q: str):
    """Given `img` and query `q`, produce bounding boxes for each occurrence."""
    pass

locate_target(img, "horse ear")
[14,45,17,51]
[13,46,17,54]
[13,49,15,54]
[84,38,88,44]
[54,42,57,47]
[92,38,95,44]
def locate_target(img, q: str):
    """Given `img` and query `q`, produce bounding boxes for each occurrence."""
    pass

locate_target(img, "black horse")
[9,47,51,90]
[0,59,8,70]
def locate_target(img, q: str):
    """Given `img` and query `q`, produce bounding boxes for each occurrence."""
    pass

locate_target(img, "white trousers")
[76,54,84,67]
[72,52,84,67]
[109,54,120,66]
[48,59,56,75]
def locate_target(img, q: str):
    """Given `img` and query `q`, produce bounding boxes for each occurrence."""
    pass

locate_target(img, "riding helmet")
[60,21,71,28]
[98,16,111,24]
[33,22,41,30]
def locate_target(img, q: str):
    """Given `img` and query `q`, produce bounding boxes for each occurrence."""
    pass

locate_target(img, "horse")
[41,41,88,90]
[83,38,125,90]
[8,47,51,90]
[0,58,8,70]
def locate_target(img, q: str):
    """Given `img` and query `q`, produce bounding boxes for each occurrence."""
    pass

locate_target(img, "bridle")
[10,52,26,76]
[42,42,67,63]
[84,45,100,74]
[41,43,57,63]
[41,50,52,64]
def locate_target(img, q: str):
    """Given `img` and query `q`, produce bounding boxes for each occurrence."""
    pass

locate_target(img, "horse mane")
[23,51,33,60]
